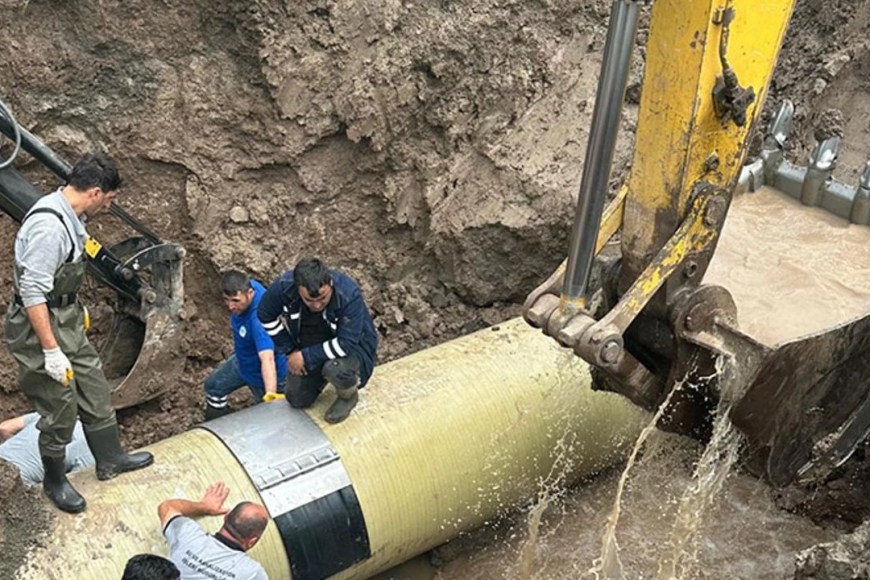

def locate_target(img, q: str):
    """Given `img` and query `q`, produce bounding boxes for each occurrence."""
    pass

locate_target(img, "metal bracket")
[524,185,728,410]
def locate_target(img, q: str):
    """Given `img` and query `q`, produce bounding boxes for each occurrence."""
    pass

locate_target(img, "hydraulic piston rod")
[562,0,640,309]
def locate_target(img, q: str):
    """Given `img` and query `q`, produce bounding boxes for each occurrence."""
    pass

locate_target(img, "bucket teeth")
[739,99,870,225]
[800,136,840,207]
[849,161,870,224]
[807,136,840,172]
[763,99,794,151]
[860,160,870,190]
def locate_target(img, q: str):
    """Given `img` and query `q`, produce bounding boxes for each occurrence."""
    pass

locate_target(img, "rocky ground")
[1,0,870,577]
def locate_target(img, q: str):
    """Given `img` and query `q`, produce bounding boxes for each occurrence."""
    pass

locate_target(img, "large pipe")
[16,318,647,579]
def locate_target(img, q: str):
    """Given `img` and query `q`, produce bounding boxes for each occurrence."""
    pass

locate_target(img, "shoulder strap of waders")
[23,207,76,263]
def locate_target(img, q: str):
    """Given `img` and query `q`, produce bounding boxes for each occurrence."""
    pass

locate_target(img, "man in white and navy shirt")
[0,412,94,486]
[159,481,269,580]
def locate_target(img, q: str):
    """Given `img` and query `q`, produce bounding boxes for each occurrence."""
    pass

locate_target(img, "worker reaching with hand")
[257,258,378,423]
[4,152,153,514]
[158,481,269,580]
[203,270,289,420]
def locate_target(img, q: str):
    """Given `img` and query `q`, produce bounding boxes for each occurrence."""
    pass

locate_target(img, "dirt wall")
[0,0,636,438]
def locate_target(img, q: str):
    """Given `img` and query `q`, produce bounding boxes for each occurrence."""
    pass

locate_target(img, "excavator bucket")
[102,310,182,409]
[0,104,186,409]
[99,239,186,409]
[686,184,870,486]
[693,97,870,483]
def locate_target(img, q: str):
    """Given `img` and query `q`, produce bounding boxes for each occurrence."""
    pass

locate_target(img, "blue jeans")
[204,355,265,408]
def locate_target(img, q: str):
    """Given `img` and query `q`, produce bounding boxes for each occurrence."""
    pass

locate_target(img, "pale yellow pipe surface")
[18,318,646,579]
[17,429,289,580]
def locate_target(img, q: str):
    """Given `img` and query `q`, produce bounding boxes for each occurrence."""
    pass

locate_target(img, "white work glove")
[43,347,74,387]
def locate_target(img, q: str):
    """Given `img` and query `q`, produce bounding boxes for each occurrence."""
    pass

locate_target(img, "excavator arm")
[0,103,185,409]
[525,0,870,486]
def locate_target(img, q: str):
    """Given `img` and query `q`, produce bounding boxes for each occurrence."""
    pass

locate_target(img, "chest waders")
[5,209,154,513]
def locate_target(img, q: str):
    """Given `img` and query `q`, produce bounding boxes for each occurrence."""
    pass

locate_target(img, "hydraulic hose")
[0,97,22,170]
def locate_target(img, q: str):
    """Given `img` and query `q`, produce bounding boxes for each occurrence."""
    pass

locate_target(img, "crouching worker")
[258,258,378,423]
[204,270,289,420]
[4,152,153,514]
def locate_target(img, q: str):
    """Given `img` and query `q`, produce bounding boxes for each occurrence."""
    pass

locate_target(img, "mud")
[0,461,53,580]
[813,109,846,142]
[794,518,870,579]
[0,0,870,577]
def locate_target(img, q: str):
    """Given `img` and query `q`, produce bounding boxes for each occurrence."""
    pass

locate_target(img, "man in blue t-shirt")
[204,270,289,421]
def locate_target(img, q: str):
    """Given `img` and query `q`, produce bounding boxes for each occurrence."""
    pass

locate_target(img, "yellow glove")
[263,392,285,403]
[83,306,90,333]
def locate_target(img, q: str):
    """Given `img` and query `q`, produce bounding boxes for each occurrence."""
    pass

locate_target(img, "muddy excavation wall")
[0,0,635,437]
[3,0,870,577]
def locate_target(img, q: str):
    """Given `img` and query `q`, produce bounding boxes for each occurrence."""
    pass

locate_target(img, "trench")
[4,0,870,577]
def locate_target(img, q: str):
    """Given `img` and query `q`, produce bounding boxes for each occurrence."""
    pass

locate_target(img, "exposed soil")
[2,0,870,576]
[0,461,52,580]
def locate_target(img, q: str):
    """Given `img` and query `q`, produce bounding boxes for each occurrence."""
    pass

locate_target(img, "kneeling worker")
[204,270,289,420]
[258,258,378,423]
[4,152,153,513]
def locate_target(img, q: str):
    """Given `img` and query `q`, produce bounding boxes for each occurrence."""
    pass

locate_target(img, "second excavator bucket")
[98,239,186,409]
[0,103,186,410]
[102,310,182,409]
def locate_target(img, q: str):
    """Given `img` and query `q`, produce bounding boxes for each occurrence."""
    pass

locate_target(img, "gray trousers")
[285,356,360,408]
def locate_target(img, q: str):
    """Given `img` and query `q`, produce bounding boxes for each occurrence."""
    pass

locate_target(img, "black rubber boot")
[204,404,231,421]
[84,424,154,481]
[324,386,359,424]
[42,455,86,514]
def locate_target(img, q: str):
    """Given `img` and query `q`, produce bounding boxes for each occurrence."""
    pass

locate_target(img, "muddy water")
[427,432,834,580]
[704,186,870,345]
[372,413,834,579]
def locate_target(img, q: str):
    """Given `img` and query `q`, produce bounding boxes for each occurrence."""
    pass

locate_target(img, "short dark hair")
[68,151,122,192]
[121,554,180,580]
[220,270,252,296]
[294,258,332,297]
[224,501,268,542]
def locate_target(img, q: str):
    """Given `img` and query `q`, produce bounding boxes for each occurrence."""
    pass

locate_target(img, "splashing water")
[518,432,578,580]
[653,401,742,579]
[583,355,743,580]
[581,375,690,580]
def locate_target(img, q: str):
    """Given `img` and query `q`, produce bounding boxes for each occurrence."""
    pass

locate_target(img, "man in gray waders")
[4,152,153,513]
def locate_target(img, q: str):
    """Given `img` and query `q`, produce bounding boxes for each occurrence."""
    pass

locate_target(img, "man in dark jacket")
[257,258,378,423]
